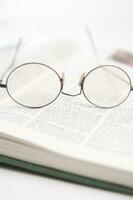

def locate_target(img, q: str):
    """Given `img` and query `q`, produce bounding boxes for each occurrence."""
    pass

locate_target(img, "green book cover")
[0,155,133,196]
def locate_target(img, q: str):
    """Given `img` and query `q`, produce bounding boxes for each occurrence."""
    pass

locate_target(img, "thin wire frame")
[5,62,63,109]
[0,62,133,109]
[82,65,132,109]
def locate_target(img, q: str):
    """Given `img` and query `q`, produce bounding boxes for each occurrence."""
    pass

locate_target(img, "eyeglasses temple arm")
[84,25,100,65]
[0,37,22,86]
[103,67,131,85]
[84,26,133,89]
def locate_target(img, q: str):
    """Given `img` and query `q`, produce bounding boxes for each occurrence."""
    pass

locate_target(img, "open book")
[0,36,133,196]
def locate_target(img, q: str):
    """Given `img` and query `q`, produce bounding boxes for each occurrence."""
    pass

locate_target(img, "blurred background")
[0,0,133,56]
[1,0,133,99]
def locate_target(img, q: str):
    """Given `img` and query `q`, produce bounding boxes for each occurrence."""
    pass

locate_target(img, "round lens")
[7,63,62,108]
[83,65,131,108]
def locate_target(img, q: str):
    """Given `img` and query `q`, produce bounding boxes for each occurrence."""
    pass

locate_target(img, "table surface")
[0,0,133,199]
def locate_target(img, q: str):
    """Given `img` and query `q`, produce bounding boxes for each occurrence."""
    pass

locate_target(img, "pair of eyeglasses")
[0,30,132,109]
[0,61,132,109]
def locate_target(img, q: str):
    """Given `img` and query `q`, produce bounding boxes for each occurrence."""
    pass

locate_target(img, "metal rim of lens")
[6,62,63,109]
[82,65,132,109]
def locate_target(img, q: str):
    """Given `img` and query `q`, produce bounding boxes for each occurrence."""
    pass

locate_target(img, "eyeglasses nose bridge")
[61,72,85,87]
[79,73,86,87]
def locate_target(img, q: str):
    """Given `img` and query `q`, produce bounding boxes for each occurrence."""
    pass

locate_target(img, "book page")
[0,66,133,157]
[26,90,133,157]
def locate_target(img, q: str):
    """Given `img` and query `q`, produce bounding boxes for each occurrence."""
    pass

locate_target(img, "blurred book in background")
[110,49,133,66]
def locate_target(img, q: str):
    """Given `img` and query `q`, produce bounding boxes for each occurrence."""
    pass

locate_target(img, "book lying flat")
[0,36,133,195]
[0,109,133,196]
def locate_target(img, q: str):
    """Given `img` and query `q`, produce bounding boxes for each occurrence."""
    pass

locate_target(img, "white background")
[0,0,133,199]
